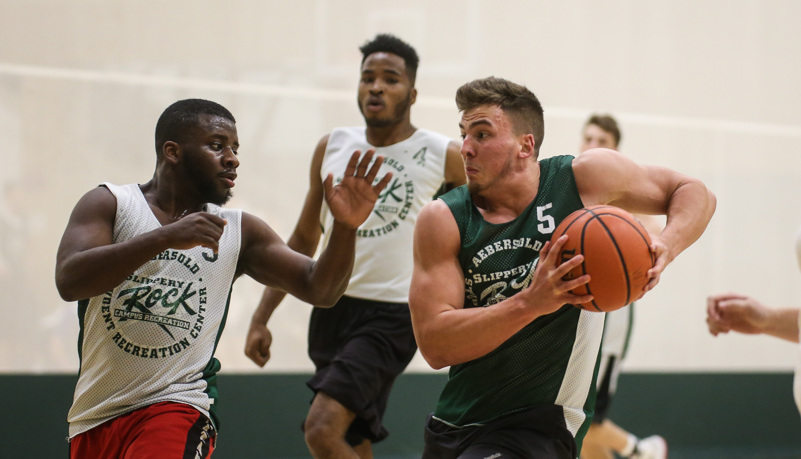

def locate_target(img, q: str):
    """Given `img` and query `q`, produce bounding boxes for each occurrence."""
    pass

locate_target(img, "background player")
[579,114,667,459]
[244,34,465,458]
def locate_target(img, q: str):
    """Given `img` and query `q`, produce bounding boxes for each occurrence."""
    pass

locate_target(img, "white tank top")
[319,127,451,302]
[68,183,241,437]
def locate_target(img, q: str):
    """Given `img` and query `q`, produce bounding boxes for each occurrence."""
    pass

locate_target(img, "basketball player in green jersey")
[409,77,716,458]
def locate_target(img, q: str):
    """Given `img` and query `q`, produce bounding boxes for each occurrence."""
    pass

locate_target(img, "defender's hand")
[706,293,767,336]
[323,149,393,229]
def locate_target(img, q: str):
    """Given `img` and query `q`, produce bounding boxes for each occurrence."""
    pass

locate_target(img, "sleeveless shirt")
[434,155,605,443]
[67,183,241,438]
[319,127,451,302]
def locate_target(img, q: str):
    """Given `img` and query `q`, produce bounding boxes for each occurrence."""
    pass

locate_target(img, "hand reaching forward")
[706,293,768,336]
[707,293,800,343]
[324,149,393,229]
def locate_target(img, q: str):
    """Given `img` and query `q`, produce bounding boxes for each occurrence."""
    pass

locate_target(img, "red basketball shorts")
[69,401,215,458]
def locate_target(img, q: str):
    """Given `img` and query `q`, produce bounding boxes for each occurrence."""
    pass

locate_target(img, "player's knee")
[304,416,336,451]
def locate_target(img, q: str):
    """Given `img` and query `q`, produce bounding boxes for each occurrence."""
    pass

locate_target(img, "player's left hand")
[324,149,393,229]
[644,234,671,292]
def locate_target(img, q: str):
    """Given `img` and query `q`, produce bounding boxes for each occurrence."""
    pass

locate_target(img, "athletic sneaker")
[631,435,668,459]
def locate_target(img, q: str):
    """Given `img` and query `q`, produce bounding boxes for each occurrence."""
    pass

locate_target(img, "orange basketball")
[550,205,654,312]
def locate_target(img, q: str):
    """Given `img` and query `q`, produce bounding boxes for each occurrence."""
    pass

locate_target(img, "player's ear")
[519,133,535,159]
[410,87,417,106]
[162,141,181,164]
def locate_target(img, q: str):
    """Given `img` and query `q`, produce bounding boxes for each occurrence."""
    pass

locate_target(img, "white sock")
[620,433,639,457]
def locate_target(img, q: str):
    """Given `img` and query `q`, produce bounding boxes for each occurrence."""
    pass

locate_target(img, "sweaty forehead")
[199,114,235,131]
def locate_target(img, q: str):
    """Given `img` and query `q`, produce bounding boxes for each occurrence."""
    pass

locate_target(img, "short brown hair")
[456,77,545,156]
[585,114,621,147]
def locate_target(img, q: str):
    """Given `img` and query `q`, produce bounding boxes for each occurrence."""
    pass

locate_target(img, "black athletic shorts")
[306,295,418,445]
[422,406,577,459]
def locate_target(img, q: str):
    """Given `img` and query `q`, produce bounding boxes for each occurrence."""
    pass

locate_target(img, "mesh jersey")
[67,183,241,438]
[319,127,451,302]
[434,155,605,444]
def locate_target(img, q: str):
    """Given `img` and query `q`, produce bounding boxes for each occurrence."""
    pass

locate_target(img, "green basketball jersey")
[434,155,605,446]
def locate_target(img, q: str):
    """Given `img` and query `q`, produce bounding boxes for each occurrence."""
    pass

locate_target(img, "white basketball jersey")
[319,127,451,302]
[67,183,241,438]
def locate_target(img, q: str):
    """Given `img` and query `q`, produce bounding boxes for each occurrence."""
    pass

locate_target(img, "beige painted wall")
[1,0,800,373]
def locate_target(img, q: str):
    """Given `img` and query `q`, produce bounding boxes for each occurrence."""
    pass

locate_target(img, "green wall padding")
[3,373,800,458]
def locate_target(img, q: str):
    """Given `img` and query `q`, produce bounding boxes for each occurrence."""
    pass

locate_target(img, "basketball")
[550,205,654,312]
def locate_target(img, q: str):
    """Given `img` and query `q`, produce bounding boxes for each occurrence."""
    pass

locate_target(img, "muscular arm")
[55,186,227,301]
[241,138,386,306]
[574,148,716,288]
[249,137,328,321]
[243,143,391,366]
[408,200,591,369]
[244,137,327,366]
